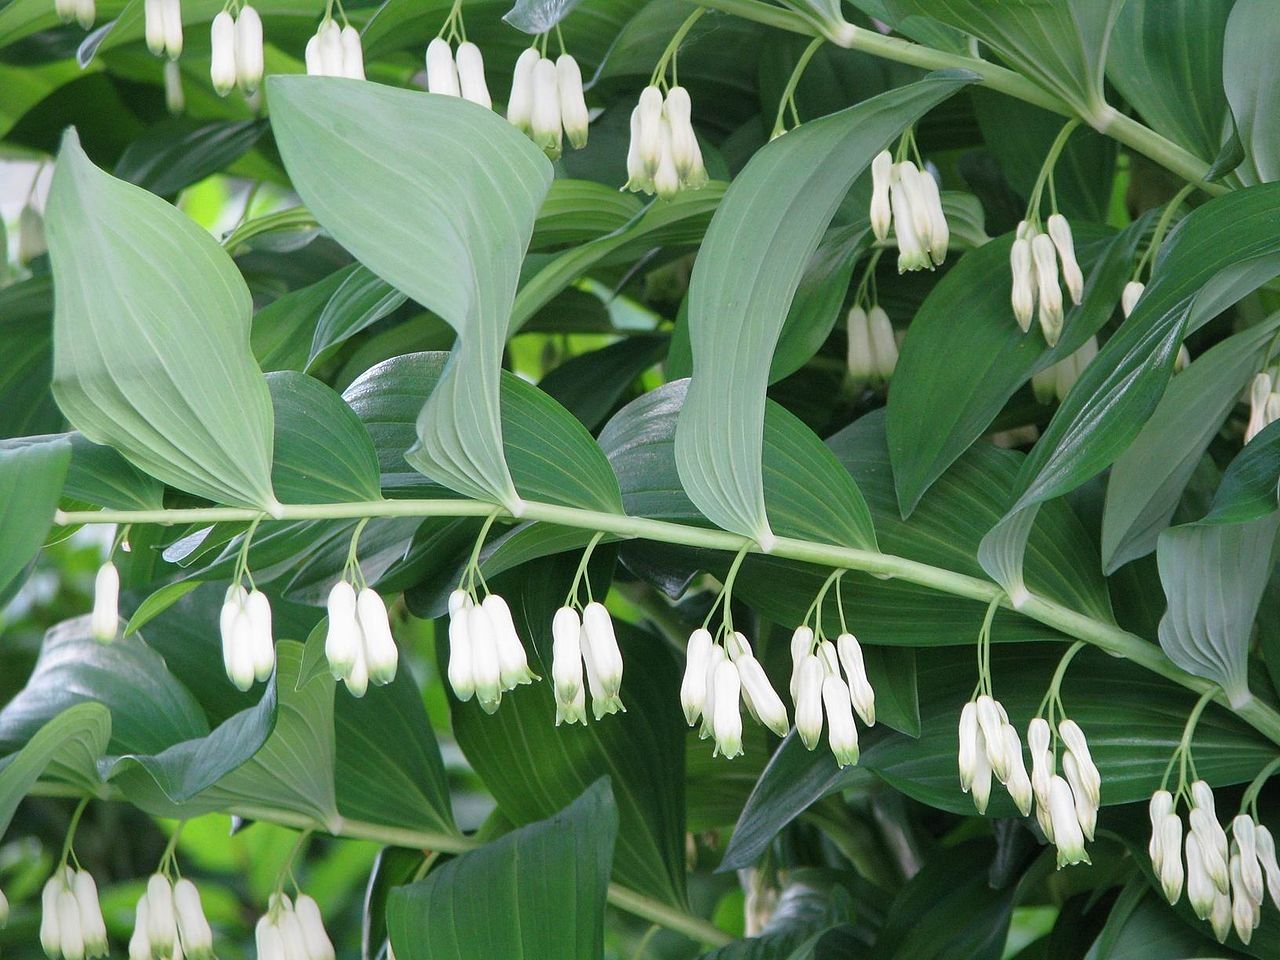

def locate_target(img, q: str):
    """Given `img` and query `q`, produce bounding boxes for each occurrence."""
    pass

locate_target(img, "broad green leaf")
[0,435,69,597]
[1087,882,1250,960]
[861,645,1275,816]
[0,615,208,758]
[0,703,111,837]
[1106,0,1233,164]
[888,221,1140,515]
[539,334,669,431]
[530,180,644,250]
[1008,183,1280,517]
[344,352,623,512]
[113,118,269,197]
[675,72,972,546]
[1156,513,1280,706]
[1223,0,1280,185]
[0,274,61,439]
[268,76,553,513]
[700,873,855,959]
[447,553,687,906]
[882,0,1122,120]
[124,581,204,637]
[1203,421,1280,525]
[267,371,381,503]
[252,265,358,373]
[1102,316,1280,572]
[64,431,165,511]
[45,129,278,512]
[307,265,407,369]
[387,779,618,960]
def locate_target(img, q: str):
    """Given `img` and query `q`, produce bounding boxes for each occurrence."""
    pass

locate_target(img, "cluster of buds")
[1031,335,1098,404]
[210,5,264,96]
[791,628,876,768]
[548,602,622,724]
[508,48,589,160]
[53,0,94,28]
[254,893,335,960]
[219,584,275,691]
[682,629,788,759]
[624,85,707,201]
[870,150,948,273]
[40,868,108,960]
[129,875,214,960]
[143,0,182,60]
[1150,783,1280,944]
[1245,369,1280,443]
[445,590,539,714]
[1029,717,1099,867]
[304,17,364,80]
[323,580,399,697]
[845,305,898,386]
[90,561,119,643]
[1010,215,1083,347]
[425,38,492,109]
[958,695,1032,818]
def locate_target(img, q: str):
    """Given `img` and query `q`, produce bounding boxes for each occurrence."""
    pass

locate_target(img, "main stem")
[53,497,1280,748]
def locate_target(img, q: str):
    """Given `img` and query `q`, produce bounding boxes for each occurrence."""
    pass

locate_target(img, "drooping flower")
[445,589,474,702]
[1010,234,1036,333]
[1157,813,1184,904]
[220,585,255,692]
[245,588,275,683]
[210,11,237,96]
[556,54,589,149]
[680,627,713,726]
[552,606,587,726]
[581,601,624,718]
[1186,831,1216,919]
[663,86,705,189]
[456,41,491,108]
[624,85,705,198]
[1001,725,1033,816]
[1046,214,1084,304]
[144,0,182,59]
[835,633,876,726]
[710,658,743,758]
[794,654,825,749]
[869,150,893,242]
[325,580,360,682]
[468,602,503,714]
[506,47,540,131]
[820,674,859,768]
[357,587,399,686]
[293,894,336,960]
[735,652,789,738]
[305,19,347,78]
[1031,232,1064,346]
[54,0,94,29]
[235,5,264,93]
[425,37,461,96]
[90,561,119,643]
[846,306,898,386]
[173,878,215,960]
[1121,280,1144,317]
[1047,775,1089,866]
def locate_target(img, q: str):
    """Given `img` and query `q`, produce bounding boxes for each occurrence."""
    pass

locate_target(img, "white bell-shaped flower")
[222,593,256,692]
[41,875,63,958]
[623,105,653,194]
[446,589,475,702]
[173,878,215,960]
[582,601,624,718]
[57,885,84,960]
[1061,751,1096,841]
[454,41,490,108]
[1121,280,1144,317]
[1233,815,1265,905]
[846,306,873,383]
[1001,724,1033,816]
[821,674,859,768]
[710,659,743,758]
[325,580,360,680]
[788,625,813,701]
[1046,214,1083,304]
[869,150,893,242]
[680,628,713,726]
[530,56,563,160]
[507,47,540,131]
[557,54,589,148]
[336,24,364,80]
[975,695,1010,783]
[890,165,930,272]
[145,0,180,58]
[794,654,825,749]
[210,11,237,96]
[1190,807,1231,894]
[468,603,503,714]
[357,587,399,686]
[1010,236,1036,332]
[128,894,151,960]
[1057,719,1100,808]
[1186,831,1216,919]
[1148,789,1173,868]
[1255,824,1280,910]
[913,167,949,265]
[482,594,535,689]
[71,870,108,958]
[345,641,370,698]
[1157,813,1184,904]
[146,874,177,956]
[551,606,586,724]
[835,632,875,725]
[1027,717,1053,807]
[1047,775,1089,867]
[235,5,264,93]
[255,913,287,960]
[866,306,898,382]
[1230,853,1260,944]
[1209,888,1233,943]
[635,86,664,177]
[294,894,336,960]
[317,19,343,76]
[1031,232,1064,346]
[91,561,119,643]
[425,37,460,96]
[958,701,980,793]
[246,588,275,683]
[664,86,705,189]
[736,654,789,737]
[698,643,726,740]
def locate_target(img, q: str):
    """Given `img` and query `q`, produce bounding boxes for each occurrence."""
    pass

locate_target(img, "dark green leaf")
[0,703,111,837]
[1223,0,1280,185]
[113,118,269,197]
[0,434,69,597]
[1204,421,1280,525]
[539,334,669,431]
[307,265,407,368]
[268,371,381,503]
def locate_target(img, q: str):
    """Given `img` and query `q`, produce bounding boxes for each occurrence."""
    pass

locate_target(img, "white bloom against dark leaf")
[294,894,337,960]
[468,602,502,714]
[90,561,118,642]
[144,0,182,60]
[507,47,540,131]
[1047,775,1089,866]
[456,42,491,108]
[794,654,824,750]
[357,587,399,686]
[820,673,859,768]
[710,658,743,759]
[870,150,893,242]
[557,54,589,149]
[235,5,264,93]
[1121,279,1144,317]
[1046,214,1083,304]
[210,11,237,95]
[735,652,789,738]
[172,878,215,960]
[325,580,360,682]
[680,627,713,727]
[582,601,624,718]
[552,606,587,726]
[530,57,563,160]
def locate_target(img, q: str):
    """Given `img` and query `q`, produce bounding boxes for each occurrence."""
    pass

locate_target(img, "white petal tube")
[246,589,275,683]
[557,54,589,148]
[209,11,237,96]
[680,628,713,726]
[711,659,743,759]
[1001,724,1033,816]
[340,25,365,80]
[1031,233,1064,346]
[1186,831,1216,919]
[146,874,176,955]
[869,150,893,242]
[506,47,540,130]
[324,581,359,680]
[58,888,86,960]
[294,895,336,960]
[484,593,534,688]
[794,654,825,749]
[821,674,859,768]
[358,588,399,686]
[1009,237,1036,332]
[1047,775,1089,867]
[91,561,119,642]
[128,895,151,960]
[234,5,264,93]
[41,877,62,957]
[173,879,214,959]
[1121,280,1144,317]
[469,604,502,714]
[530,56,562,160]
[1157,813,1184,904]
[73,871,108,957]
[1047,214,1083,304]
[425,37,460,96]
[736,654,789,737]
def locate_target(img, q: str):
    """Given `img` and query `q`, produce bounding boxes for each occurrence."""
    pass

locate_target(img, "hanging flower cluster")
[845,305,898,386]
[90,560,119,643]
[219,583,275,692]
[870,147,949,273]
[128,875,215,960]
[53,0,94,29]
[549,601,624,723]
[143,0,183,60]
[445,589,540,713]
[1009,215,1083,347]
[210,5,264,95]
[40,868,108,960]
[254,893,336,960]
[322,579,399,697]
[426,38,492,108]
[508,47,590,160]
[623,84,707,200]
[1031,335,1098,404]
[1245,369,1280,443]
[304,16,365,79]
[683,628,788,759]
[792,628,875,768]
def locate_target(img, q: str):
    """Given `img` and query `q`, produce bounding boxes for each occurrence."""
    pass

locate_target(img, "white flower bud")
[680,628,713,726]
[1149,789,1173,868]
[1157,813,1184,904]
[72,871,107,958]
[958,701,980,792]
[41,876,63,957]
[506,47,540,130]
[425,37,460,96]
[1233,816,1265,905]
[1255,824,1280,910]
[914,167,949,265]
[294,894,335,960]
[835,633,875,725]
[445,591,475,701]
[446,40,489,108]
[173,879,214,960]
[652,119,680,201]
[846,306,873,383]
[711,659,743,758]
[235,5,264,93]
[58,887,85,960]
[969,724,993,815]
[1001,725,1033,816]
[344,641,369,698]
[636,86,664,175]
[736,654,789,737]
[145,0,165,55]
[317,20,342,77]
[549,606,583,723]
[468,604,502,714]
[975,696,1010,783]
[164,59,184,114]
[74,0,94,29]
[1209,888,1232,943]
[1048,775,1089,867]
[788,625,813,700]
[1246,372,1273,443]
[91,561,119,642]
[245,588,275,683]
[1121,280,1144,317]
[129,894,151,960]
[357,588,399,686]
[1230,853,1258,944]
[1190,807,1231,894]
[224,605,255,692]
[890,166,930,272]
[530,56,563,160]
[1061,751,1096,841]
[867,306,898,382]
[483,594,534,689]
[305,34,321,76]
[210,11,237,96]
[821,674,859,768]
[869,150,893,242]
[1010,237,1036,332]
[337,25,364,80]
[255,915,287,960]
[582,601,624,718]
[1186,831,1216,919]
[146,874,177,955]
[325,580,359,680]
[661,86,696,183]
[794,654,825,749]
[1174,344,1191,372]
[699,643,726,740]
[556,54,589,149]
[623,105,653,194]
[1031,233,1064,346]
[1047,214,1083,304]
[1027,717,1053,807]
[896,162,934,255]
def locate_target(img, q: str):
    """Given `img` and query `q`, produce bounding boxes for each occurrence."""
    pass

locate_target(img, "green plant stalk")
[688,0,1226,195]
[53,497,1280,748]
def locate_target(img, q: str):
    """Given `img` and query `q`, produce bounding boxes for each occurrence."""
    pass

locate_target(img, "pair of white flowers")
[40,868,108,960]
[791,628,876,768]
[508,48,589,160]
[1150,783,1280,944]
[1009,215,1083,347]
[304,18,365,80]
[255,893,336,960]
[210,5,264,95]
[624,85,707,201]
[1245,369,1280,444]
[323,580,399,697]
[128,874,214,960]
[53,0,94,28]
[958,699,1099,868]
[425,38,491,108]
[445,590,539,713]
[550,602,624,724]
[143,0,182,60]
[220,584,275,691]
[870,151,949,273]
[682,629,788,760]
[845,305,898,385]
